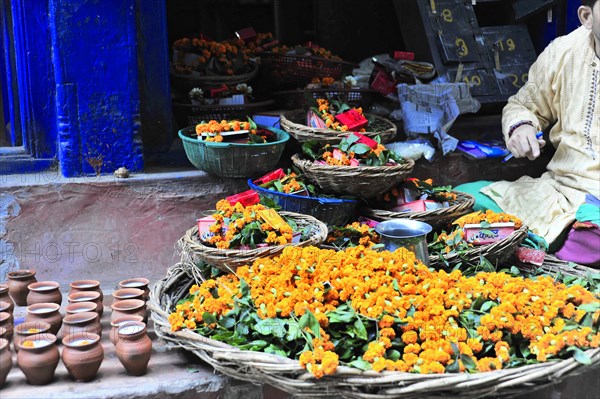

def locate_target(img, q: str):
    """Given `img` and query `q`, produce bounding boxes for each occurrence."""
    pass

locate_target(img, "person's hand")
[507,124,546,160]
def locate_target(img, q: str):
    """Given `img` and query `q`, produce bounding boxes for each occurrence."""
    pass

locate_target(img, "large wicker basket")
[149,256,600,399]
[429,226,529,269]
[177,211,328,273]
[170,62,259,93]
[281,110,397,145]
[361,193,476,231]
[273,88,376,110]
[292,154,414,199]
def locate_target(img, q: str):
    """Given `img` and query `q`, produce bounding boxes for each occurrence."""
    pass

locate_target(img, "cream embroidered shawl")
[482,26,600,245]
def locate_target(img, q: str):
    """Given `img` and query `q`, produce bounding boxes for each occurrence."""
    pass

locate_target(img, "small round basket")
[247,179,359,227]
[429,225,529,268]
[172,99,275,129]
[272,88,376,110]
[259,52,357,90]
[178,126,289,178]
[177,211,328,273]
[292,154,414,199]
[170,62,259,93]
[149,257,600,399]
[280,110,397,144]
[361,192,476,231]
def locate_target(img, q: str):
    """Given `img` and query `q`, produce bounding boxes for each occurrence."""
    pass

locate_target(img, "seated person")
[456,0,600,266]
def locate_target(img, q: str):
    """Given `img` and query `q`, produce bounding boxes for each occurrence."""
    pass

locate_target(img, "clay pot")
[69,279,103,303]
[0,312,13,342]
[109,315,144,345]
[110,299,146,323]
[68,291,103,317]
[25,303,63,336]
[65,301,97,315]
[0,338,11,388]
[62,312,102,339]
[0,327,7,341]
[112,288,144,304]
[118,278,150,300]
[0,285,14,314]
[27,281,62,306]
[16,333,60,385]
[13,321,52,353]
[61,332,104,382]
[7,270,37,306]
[115,321,151,376]
[0,300,12,315]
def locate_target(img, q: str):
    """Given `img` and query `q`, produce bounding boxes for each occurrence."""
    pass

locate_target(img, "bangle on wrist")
[508,121,534,138]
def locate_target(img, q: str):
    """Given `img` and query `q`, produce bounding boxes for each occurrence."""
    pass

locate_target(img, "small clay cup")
[7,270,37,306]
[25,303,63,336]
[0,338,11,388]
[118,278,150,301]
[0,285,14,314]
[13,321,52,353]
[69,280,103,303]
[62,332,104,382]
[109,315,144,345]
[65,301,97,315]
[16,333,59,385]
[112,288,144,304]
[110,299,146,323]
[62,311,102,339]
[0,312,13,342]
[68,291,103,317]
[115,321,151,376]
[27,281,62,306]
[0,300,12,315]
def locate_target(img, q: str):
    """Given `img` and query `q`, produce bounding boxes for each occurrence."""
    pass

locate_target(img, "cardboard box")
[334,109,368,131]
[226,190,260,207]
[254,168,285,185]
[463,222,515,245]
[307,110,327,128]
[391,199,445,213]
[197,216,217,242]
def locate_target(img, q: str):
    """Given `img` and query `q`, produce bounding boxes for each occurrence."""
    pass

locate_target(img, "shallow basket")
[177,211,328,272]
[149,256,600,399]
[172,99,275,129]
[280,110,397,144]
[361,192,476,231]
[272,88,376,110]
[429,225,529,268]
[247,179,359,226]
[178,126,289,178]
[170,62,259,93]
[292,154,414,199]
[259,52,356,90]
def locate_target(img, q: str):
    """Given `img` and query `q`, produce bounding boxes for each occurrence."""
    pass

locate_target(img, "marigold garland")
[454,210,523,229]
[169,246,600,379]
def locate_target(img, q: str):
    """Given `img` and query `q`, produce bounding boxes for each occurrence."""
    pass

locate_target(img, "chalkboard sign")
[512,0,556,21]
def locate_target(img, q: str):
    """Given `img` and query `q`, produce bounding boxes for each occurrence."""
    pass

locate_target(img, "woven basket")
[178,126,289,178]
[172,99,275,129]
[361,193,476,231]
[280,110,397,144]
[247,178,359,227]
[429,226,529,268]
[170,62,259,93]
[259,52,357,90]
[177,211,328,273]
[292,154,414,199]
[272,88,376,110]
[149,257,600,399]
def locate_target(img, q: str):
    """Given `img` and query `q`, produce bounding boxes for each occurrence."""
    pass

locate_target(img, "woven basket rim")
[149,254,600,399]
[291,153,415,174]
[170,61,259,82]
[362,192,476,221]
[259,51,358,68]
[178,126,290,148]
[247,178,359,204]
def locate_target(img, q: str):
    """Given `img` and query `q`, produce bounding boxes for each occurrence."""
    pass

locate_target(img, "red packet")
[235,27,257,42]
[394,51,415,61]
[254,168,285,185]
[516,247,546,266]
[335,109,368,131]
[226,190,260,207]
[370,69,396,95]
[210,85,229,97]
[354,133,378,149]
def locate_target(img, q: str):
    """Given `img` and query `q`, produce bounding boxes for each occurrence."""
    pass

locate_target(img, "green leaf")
[264,343,288,357]
[235,322,249,336]
[254,318,287,338]
[387,349,401,361]
[238,340,269,351]
[247,116,257,130]
[480,300,497,312]
[347,358,372,371]
[578,303,600,313]
[480,221,492,228]
[460,354,477,370]
[581,313,594,328]
[218,316,236,329]
[567,346,592,365]
[286,320,302,341]
[202,312,217,325]
[351,143,371,155]
[445,359,459,373]
[299,310,321,337]
[274,180,283,192]
[353,317,368,340]
[392,279,400,292]
[510,266,521,276]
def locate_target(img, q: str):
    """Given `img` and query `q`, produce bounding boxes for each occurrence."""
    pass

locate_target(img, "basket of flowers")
[292,133,414,199]
[280,100,397,144]
[149,244,600,399]
[179,198,328,272]
[428,210,529,268]
[362,178,475,231]
[247,168,359,227]
[260,43,357,90]
[178,118,289,178]
[321,221,382,250]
